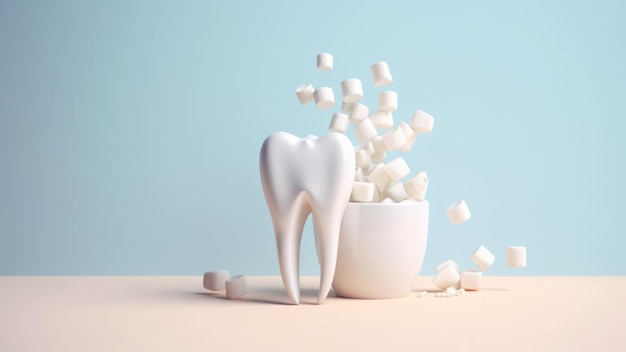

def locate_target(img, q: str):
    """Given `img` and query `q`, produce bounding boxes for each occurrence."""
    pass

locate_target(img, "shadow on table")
[412,287,510,293]
[187,287,327,305]
[157,285,510,305]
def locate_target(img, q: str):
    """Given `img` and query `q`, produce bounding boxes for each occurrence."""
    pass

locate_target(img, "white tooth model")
[260,132,355,304]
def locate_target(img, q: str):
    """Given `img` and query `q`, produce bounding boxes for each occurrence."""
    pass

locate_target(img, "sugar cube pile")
[295,55,434,204]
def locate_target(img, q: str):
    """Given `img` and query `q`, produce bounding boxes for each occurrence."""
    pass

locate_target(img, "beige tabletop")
[1,276,624,351]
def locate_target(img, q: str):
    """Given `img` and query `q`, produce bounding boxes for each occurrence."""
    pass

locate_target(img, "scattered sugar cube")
[383,157,410,182]
[382,125,407,151]
[378,91,398,112]
[371,135,387,153]
[433,262,460,290]
[471,245,495,272]
[370,61,393,87]
[203,270,229,291]
[506,246,527,268]
[225,275,247,299]
[313,87,335,109]
[349,103,369,123]
[350,182,376,202]
[398,121,417,152]
[404,172,429,201]
[447,200,471,224]
[354,118,378,145]
[317,53,333,71]
[329,112,350,133]
[410,109,434,133]
[295,83,314,105]
[460,270,482,291]
[369,163,392,192]
[341,78,363,103]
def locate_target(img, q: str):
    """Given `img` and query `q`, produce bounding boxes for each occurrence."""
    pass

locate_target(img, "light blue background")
[1,0,624,276]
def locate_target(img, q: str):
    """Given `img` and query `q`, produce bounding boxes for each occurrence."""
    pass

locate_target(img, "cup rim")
[347,200,429,207]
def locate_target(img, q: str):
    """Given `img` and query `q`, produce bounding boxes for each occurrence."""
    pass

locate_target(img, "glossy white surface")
[333,201,429,298]
[260,132,355,304]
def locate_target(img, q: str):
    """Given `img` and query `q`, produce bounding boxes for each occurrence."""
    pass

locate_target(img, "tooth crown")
[260,132,355,304]
[261,132,355,216]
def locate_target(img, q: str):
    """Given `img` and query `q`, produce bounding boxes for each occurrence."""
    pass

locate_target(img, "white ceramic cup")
[332,201,429,299]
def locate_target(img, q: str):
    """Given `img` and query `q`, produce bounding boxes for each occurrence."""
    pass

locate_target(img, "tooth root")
[313,218,341,304]
[276,231,301,305]
[275,195,344,305]
[275,194,311,305]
